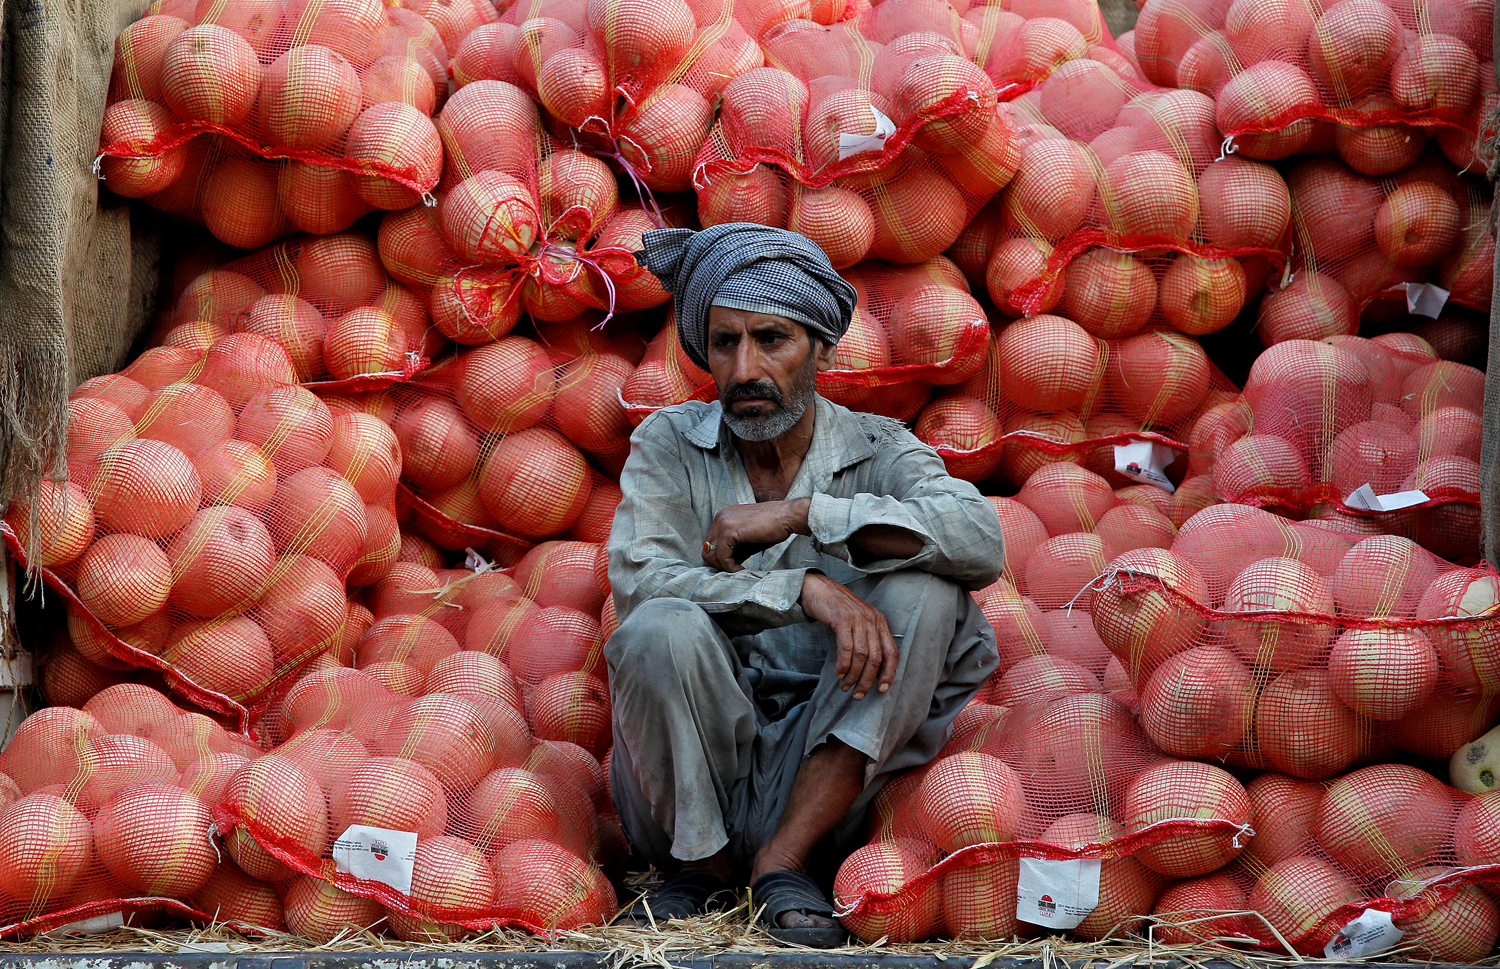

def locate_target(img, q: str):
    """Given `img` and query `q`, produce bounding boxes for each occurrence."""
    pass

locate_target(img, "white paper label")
[58,911,126,935]
[1403,282,1450,319]
[333,824,418,894]
[1344,483,1431,512]
[463,547,490,572]
[1014,857,1101,930]
[1324,908,1404,959]
[837,106,898,160]
[1114,440,1179,493]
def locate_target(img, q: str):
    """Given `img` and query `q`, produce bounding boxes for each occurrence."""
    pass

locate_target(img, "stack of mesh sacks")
[147,231,447,389]
[3,334,402,729]
[833,492,1500,955]
[0,543,627,937]
[1255,151,1492,347]
[99,0,449,246]
[1127,0,1494,172]
[1117,0,1494,347]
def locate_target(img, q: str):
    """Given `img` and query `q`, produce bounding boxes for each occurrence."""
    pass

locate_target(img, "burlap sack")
[0,0,161,512]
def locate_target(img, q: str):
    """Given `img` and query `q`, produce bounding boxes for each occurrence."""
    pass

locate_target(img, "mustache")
[721,380,784,406]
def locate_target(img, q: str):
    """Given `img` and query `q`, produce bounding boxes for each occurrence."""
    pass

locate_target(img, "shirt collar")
[682,394,876,474]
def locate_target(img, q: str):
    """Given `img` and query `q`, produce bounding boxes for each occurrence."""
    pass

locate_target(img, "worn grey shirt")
[608,394,1005,693]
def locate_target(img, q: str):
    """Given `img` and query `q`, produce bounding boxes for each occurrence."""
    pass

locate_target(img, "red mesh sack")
[447,0,760,205]
[1194,764,1500,958]
[374,74,684,342]
[217,567,621,938]
[911,313,1235,487]
[3,333,401,729]
[386,324,642,561]
[1264,151,1492,346]
[0,689,287,937]
[838,693,1257,943]
[1131,0,1494,167]
[147,230,447,391]
[984,61,1294,335]
[1190,336,1483,559]
[99,1,449,247]
[1082,503,1500,780]
[690,0,1127,267]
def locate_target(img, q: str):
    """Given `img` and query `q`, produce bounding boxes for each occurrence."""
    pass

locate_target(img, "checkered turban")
[637,223,858,372]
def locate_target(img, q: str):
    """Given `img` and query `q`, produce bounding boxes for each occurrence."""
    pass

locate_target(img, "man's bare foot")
[681,848,733,884]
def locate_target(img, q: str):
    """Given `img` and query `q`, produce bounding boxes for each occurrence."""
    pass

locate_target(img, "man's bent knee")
[604,597,723,671]
[864,569,964,621]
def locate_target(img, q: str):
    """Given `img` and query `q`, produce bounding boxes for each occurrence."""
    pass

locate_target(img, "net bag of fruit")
[98,0,448,248]
[1084,504,1500,782]
[374,75,681,345]
[1178,764,1500,960]
[217,567,622,939]
[146,230,447,391]
[1193,337,1482,561]
[386,322,642,562]
[0,685,278,937]
[448,0,761,205]
[912,313,1237,488]
[1132,0,1494,169]
[985,58,1295,338]
[691,0,1022,269]
[2,333,402,729]
[834,691,1256,943]
[1260,152,1493,349]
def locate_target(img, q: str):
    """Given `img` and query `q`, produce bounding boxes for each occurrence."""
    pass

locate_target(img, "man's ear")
[813,337,839,373]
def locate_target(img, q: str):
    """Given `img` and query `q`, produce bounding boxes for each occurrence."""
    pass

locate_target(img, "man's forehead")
[707,308,801,333]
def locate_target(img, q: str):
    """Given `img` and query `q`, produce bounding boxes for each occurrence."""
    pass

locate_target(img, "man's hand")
[800,572,898,700]
[702,498,811,572]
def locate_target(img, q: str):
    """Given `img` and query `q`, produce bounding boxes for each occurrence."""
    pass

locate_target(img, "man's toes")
[778,910,834,930]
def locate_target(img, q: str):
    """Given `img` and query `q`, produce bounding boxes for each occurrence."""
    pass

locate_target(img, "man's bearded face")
[705,306,824,443]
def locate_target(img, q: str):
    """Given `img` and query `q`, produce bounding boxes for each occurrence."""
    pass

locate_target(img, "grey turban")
[637,223,859,373]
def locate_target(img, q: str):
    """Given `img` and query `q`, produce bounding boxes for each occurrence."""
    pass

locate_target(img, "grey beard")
[720,365,817,442]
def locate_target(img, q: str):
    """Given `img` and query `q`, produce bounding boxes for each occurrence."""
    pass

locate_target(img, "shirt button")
[779,598,790,610]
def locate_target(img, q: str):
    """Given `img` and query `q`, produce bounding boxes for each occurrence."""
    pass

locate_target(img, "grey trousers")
[605,569,998,869]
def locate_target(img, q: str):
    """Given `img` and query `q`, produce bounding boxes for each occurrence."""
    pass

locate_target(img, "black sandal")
[619,872,732,926]
[750,869,849,948]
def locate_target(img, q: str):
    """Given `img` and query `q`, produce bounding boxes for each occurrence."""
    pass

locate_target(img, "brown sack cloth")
[0,0,161,511]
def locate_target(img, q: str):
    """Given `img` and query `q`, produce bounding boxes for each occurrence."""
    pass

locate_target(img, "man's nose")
[732,339,765,384]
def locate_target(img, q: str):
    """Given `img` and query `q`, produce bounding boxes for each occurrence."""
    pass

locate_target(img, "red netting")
[838,696,1257,944]
[212,565,621,937]
[839,514,1500,948]
[1188,336,1483,560]
[685,0,1137,269]
[976,57,1297,338]
[380,321,644,559]
[371,74,687,339]
[0,544,625,938]
[99,1,456,247]
[146,230,446,391]
[1081,505,1500,773]
[2,334,403,729]
[1259,152,1494,349]
[1132,0,1496,166]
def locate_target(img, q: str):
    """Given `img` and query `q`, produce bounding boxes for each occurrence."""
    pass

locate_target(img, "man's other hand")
[800,573,897,700]
[702,498,811,572]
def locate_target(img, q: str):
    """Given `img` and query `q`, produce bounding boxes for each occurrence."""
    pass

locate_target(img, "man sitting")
[606,223,1004,946]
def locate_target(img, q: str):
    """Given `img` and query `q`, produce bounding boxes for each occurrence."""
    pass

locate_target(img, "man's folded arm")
[608,415,812,634]
[807,437,1005,590]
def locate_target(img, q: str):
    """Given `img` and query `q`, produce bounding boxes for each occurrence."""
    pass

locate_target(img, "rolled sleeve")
[807,492,937,574]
